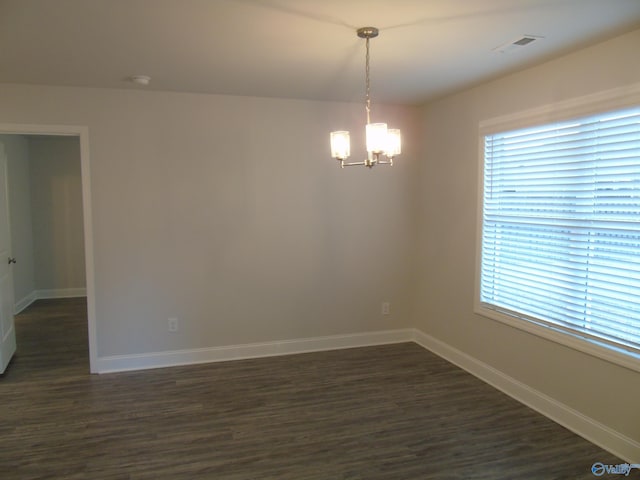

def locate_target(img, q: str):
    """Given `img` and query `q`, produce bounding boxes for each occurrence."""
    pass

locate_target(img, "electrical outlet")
[168,317,179,333]
[382,302,390,315]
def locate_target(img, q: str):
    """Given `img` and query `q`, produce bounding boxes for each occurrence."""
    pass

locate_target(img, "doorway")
[0,124,96,373]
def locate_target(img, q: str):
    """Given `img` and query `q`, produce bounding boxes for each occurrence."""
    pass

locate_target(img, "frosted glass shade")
[366,123,388,153]
[330,131,350,159]
[385,129,402,157]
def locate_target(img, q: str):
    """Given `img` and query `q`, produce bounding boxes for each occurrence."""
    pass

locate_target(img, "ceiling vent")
[492,35,544,54]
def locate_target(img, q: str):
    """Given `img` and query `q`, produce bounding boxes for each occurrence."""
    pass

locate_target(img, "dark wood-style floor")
[0,298,624,479]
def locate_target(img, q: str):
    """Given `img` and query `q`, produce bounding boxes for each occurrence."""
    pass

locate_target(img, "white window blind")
[479,106,640,355]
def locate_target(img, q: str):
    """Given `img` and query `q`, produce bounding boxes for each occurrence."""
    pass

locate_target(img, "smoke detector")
[129,75,151,86]
[492,35,544,54]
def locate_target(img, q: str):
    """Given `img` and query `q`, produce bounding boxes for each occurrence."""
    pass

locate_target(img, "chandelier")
[330,27,401,168]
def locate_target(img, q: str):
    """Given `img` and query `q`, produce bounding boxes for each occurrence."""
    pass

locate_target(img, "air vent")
[492,35,544,53]
[513,37,537,46]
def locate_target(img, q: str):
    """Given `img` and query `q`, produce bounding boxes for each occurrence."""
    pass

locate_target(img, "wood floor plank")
[0,298,625,479]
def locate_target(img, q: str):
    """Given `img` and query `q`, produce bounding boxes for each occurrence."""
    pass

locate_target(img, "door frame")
[0,123,96,373]
[0,141,16,373]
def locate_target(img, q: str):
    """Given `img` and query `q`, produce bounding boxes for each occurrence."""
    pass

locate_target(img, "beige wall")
[28,136,85,291]
[0,87,421,358]
[415,29,640,442]
[1,135,35,306]
[0,25,638,451]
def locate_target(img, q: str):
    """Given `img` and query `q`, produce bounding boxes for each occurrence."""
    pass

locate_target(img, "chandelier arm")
[341,161,365,168]
[342,155,378,168]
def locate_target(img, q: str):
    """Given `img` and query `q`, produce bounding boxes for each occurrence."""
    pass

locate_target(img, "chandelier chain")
[365,36,371,124]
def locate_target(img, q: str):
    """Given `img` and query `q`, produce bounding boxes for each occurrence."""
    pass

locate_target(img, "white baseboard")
[93,324,639,463]
[14,288,87,314]
[35,288,87,299]
[95,328,414,374]
[410,329,640,464]
[14,291,37,314]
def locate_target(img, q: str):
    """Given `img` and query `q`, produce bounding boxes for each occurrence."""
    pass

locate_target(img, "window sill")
[474,303,640,374]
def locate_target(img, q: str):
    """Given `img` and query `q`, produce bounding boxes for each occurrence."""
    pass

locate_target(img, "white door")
[0,142,16,373]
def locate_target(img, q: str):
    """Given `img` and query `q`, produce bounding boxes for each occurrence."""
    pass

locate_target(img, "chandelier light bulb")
[330,131,351,160]
[366,123,388,154]
[385,129,402,157]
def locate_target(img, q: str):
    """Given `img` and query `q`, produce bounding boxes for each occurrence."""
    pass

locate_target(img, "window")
[477,102,640,368]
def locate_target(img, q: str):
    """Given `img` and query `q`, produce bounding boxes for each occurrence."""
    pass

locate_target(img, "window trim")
[474,82,640,373]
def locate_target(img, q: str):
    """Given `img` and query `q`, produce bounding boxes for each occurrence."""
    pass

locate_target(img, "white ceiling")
[1,0,639,105]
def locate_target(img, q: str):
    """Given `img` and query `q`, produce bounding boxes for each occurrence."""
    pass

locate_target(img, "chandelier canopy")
[330,27,401,168]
